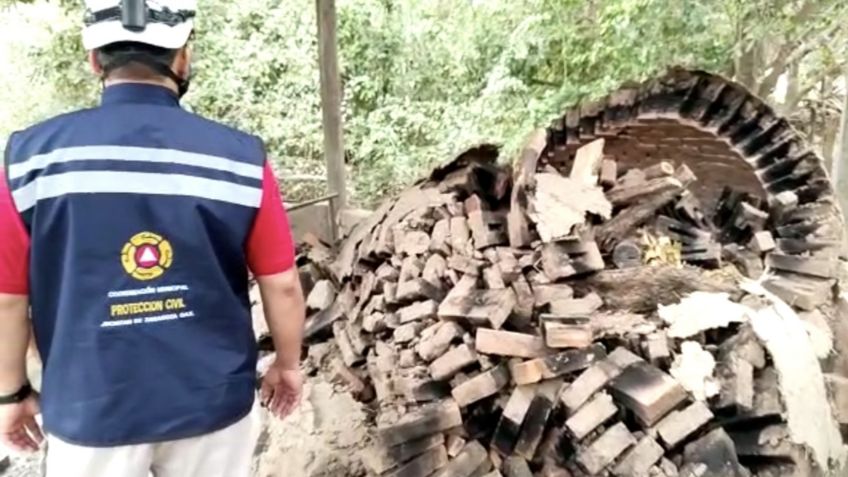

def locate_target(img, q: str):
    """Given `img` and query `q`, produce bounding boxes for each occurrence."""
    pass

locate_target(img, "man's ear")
[173,45,191,80]
[88,50,104,76]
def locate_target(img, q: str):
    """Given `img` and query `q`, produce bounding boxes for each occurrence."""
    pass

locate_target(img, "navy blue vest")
[3,84,264,446]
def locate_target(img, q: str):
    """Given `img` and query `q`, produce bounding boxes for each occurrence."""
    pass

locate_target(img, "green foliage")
[1,0,845,206]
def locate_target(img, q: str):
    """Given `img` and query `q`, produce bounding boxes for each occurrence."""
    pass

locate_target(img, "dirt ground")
[252,378,370,477]
[2,378,369,477]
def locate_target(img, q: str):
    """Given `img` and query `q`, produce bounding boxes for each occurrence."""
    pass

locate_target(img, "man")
[0,0,306,475]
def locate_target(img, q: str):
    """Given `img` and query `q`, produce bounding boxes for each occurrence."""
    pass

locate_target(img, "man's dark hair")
[95,42,180,81]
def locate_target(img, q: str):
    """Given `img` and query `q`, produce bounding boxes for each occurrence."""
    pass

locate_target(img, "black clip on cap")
[121,0,148,32]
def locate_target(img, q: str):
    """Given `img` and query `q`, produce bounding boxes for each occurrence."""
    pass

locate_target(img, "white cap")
[83,0,196,50]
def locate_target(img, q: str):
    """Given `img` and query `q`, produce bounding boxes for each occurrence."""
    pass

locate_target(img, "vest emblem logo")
[121,232,174,281]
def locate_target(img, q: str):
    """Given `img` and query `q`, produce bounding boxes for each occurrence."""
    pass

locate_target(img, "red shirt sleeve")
[246,162,296,276]
[0,171,29,294]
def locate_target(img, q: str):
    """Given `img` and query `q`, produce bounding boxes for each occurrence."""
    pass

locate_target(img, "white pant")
[44,405,261,477]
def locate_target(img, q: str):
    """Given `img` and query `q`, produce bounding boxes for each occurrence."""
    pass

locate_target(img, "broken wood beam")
[596,187,683,249]
[606,176,683,206]
[642,161,675,180]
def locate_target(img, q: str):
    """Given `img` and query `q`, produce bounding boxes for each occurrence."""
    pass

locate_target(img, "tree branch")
[752,0,829,97]
[784,60,848,113]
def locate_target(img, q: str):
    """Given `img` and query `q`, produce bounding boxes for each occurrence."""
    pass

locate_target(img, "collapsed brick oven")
[294,68,848,477]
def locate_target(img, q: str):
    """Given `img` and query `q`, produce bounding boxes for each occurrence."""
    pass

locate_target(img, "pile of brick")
[296,70,847,477]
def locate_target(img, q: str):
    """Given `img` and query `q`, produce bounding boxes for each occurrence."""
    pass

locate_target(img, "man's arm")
[256,269,305,417]
[246,162,304,418]
[0,294,29,395]
[0,170,42,451]
[256,269,305,369]
[0,169,30,394]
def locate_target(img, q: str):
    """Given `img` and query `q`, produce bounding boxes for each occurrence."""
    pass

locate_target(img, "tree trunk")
[834,71,848,225]
[735,45,758,90]
[823,120,838,173]
[780,61,800,116]
[732,7,757,90]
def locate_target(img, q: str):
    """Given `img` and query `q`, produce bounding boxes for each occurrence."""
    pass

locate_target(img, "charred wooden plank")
[586,265,738,313]
[596,188,683,249]
[607,176,682,206]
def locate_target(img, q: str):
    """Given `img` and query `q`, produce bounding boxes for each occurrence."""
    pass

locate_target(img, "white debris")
[307,280,337,311]
[528,173,612,242]
[742,281,848,474]
[658,292,752,339]
[670,341,720,401]
[799,310,833,360]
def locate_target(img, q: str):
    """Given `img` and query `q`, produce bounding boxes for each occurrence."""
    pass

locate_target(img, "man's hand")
[255,268,305,420]
[260,363,303,419]
[0,396,43,452]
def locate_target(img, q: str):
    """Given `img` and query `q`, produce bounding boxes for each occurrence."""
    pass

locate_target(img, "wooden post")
[833,70,848,226]
[316,0,347,241]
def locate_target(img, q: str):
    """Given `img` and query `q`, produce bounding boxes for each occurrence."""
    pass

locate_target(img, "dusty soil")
[252,378,370,477]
